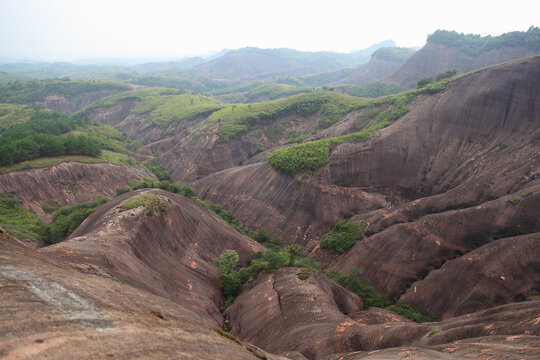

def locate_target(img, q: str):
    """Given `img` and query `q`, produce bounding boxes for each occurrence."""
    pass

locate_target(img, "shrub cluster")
[320,221,367,253]
[116,178,197,199]
[143,161,170,181]
[214,246,319,311]
[325,267,390,308]
[0,79,129,104]
[44,197,109,244]
[118,194,170,216]
[417,69,457,88]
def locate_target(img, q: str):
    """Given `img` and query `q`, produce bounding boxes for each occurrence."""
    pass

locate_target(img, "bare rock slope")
[0,228,285,360]
[195,57,540,318]
[41,188,266,326]
[0,162,146,221]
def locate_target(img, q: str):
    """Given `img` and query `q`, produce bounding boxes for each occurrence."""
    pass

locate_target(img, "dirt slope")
[0,228,286,360]
[41,188,266,326]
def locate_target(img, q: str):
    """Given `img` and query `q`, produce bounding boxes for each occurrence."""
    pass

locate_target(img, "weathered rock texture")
[41,188,266,326]
[386,42,538,88]
[225,268,365,359]
[194,57,540,318]
[0,162,147,222]
[225,267,540,359]
[0,228,286,360]
[196,162,386,245]
[35,90,121,114]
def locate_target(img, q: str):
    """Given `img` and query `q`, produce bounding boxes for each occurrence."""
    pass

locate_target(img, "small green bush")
[385,302,438,323]
[144,161,170,181]
[45,197,109,244]
[320,221,367,253]
[118,194,169,216]
[325,267,391,308]
[42,199,61,213]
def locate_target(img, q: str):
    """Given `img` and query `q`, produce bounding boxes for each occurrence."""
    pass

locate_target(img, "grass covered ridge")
[267,77,454,174]
[0,79,129,104]
[80,87,224,128]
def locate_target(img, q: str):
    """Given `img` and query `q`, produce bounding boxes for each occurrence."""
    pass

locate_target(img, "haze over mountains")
[0,26,539,359]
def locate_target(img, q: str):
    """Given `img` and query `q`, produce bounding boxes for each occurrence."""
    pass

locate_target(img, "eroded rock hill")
[35,89,123,114]
[193,57,540,318]
[0,228,286,360]
[386,41,538,88]
[41,188,266,326]
[224,267,540,360]
[0,162,146,222]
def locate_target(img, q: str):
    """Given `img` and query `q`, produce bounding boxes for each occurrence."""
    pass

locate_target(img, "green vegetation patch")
[320,221,367,253]
[386,302,438,323]
[245,83,309,102]
[0,79,129,104]
[326,267,390,308]
[144,161,170,181]
[428,26,540,55]
[81,88,224,128]
[209,92,372,142]
[42,199,61,213]
[0,192,47,240]
[118,194,170,216]
[0,103,37,132]
[0,111,101,167]
[45,197,109,244]
[116,178,197,199]
[266,81,462,175]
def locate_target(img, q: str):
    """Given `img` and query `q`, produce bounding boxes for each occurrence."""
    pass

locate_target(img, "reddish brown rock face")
[41,189,266,327]
[195,162,386,246]
[224,267,365,359]
[0,228,285,360]
[192,57,540,319]
[223,266,540,360]
[0,162,146,222]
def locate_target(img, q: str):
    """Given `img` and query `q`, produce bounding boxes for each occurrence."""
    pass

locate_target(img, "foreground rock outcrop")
[41,189,266,326]
[224,267,540,360]
[0,228,285,360]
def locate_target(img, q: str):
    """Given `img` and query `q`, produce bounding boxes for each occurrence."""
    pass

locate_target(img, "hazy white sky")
[1,0,538,61]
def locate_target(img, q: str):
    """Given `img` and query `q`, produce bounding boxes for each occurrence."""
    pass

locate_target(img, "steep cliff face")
[41,189,266,327]
[386,41,537,88]
[0,162,146,221]
[0,228,283,360]
[34,89,121,114]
